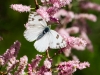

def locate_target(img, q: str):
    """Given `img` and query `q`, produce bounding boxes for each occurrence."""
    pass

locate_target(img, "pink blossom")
[36,7,50,21]
[0,56,4,65]
[6,57,19,73]
[8,73,12,75]
[66,37,87,50]
[61,43,71,57]
[15,56,28,75]
[57,28,70,39]
[57,61,79,75]
[44,59,51,69]
[50,0,72,8]
[57,60,90,75]
[44,72,52,75]
[74,13,97,22]
[80,1,100,12]
[66,27,79,34]
[28,64,35,75]
[72,55,79,61]
[30,54,42,70]
[54,9,74,24]
[2,41,20,65]
[77,62,90,70]
[80,31,93,51]
[10,4,30,12]
[47,7,58,15]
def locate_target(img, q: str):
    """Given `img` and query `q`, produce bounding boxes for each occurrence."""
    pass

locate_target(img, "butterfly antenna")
[34,0,39,9]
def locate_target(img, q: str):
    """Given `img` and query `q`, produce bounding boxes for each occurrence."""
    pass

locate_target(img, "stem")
[34,0,39,9]
[0,66,2,71]
[46,49,50,59]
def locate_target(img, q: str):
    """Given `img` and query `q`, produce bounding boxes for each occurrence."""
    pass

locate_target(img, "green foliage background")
[0,0,100,75]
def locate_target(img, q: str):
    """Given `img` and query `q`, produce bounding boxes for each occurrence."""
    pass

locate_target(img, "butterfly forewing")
[34,32,50,52]
[28,12,47,28]
[24,12,47,42]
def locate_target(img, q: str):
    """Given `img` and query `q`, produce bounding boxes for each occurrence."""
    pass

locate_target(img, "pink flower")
[14,56,28,75]
[47,7,58,15]
[10,4,30,12]
[0,56,4,65]
[80,1,100,12]
[57,60,90,75]
[36,7,50,21]
[6,57,19,73]
[2,41,20,65]
[44,72,52,75]
[30,54,42,70]
[66,27,79,34]
[50,0,72,8]
[66,37,87,50]
[57,28,70,39]
[72,55,79,61]
[54,9,74,24]
[77,62,90,70]
[80,31,93,51]
[57,61,79,75]
[44,59,51,69]
[28,64,35,75]
[75,13,97,22]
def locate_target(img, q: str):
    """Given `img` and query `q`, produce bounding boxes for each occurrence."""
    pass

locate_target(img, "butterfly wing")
[24,12,47,42]
[34,30,66,52]
[28,12,47,27]
[49,30,66,49]
[24,27,44,42]
[34,32,50,52]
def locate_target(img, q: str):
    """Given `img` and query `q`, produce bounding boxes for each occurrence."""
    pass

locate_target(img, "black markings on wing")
[56,34,59,39]
[34,13,38,16]
[32,18,34,21]
[57,43,59,45]
[38,18,43,21]
[61,39,64,43]
[28,24,35,27]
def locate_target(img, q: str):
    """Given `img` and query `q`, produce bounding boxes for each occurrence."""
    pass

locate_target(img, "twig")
[34,0,39,9]
[46,49,50,59]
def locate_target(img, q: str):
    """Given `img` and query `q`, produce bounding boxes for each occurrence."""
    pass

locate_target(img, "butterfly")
[24,12,66,52]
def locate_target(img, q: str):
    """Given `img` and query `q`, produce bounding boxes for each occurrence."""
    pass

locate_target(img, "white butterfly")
[24,12,66,52]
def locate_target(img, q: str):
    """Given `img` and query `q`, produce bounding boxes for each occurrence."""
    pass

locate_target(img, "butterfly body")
[37,26,50,40]
[24,12,66,52]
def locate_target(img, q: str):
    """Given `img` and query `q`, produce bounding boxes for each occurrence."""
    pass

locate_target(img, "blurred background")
[0,0,100,75]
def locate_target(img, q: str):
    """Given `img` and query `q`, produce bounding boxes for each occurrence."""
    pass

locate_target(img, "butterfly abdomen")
[36,27,50,40]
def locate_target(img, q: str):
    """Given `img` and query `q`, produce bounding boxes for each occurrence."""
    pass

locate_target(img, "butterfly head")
[43,26,50,34]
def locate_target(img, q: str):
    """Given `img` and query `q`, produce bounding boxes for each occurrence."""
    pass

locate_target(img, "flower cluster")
[3,0,100,74]
[10,4,31,12]
[57,60,90,75]
[0,41,89,75]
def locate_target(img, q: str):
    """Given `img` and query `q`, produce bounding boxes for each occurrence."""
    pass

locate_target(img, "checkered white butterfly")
[24,12,66,52]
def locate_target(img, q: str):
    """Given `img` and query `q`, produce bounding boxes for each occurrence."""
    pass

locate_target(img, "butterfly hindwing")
[34,32,50,52]
[49,30,66,49]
